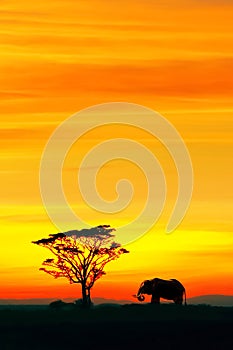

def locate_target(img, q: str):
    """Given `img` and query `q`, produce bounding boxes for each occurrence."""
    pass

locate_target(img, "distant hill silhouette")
[187,295,233,306]
[0,295,233,306]
[0,297,130,306]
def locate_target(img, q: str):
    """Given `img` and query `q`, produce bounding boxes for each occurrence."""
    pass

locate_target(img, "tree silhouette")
[32,225,129,307]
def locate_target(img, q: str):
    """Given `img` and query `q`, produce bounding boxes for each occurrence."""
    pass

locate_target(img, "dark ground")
[0,303,232,350]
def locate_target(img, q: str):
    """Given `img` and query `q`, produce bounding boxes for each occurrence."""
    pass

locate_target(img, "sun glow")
[0,0,233,301]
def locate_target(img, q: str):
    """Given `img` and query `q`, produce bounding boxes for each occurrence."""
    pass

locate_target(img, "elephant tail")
[184,289,187,306]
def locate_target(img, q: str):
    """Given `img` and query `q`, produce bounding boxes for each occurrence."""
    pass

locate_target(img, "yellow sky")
[0,0,233,299]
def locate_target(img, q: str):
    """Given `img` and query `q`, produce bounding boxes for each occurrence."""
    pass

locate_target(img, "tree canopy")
[32,225,129,306]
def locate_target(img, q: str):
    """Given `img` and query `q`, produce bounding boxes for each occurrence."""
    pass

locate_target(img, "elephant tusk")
[132,294,145,301]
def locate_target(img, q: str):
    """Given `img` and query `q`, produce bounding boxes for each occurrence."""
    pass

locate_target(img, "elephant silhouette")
[134,278,187,305]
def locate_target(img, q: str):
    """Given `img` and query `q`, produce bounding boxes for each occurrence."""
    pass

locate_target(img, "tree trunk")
[87,288,91,306]
[81,283,89,308]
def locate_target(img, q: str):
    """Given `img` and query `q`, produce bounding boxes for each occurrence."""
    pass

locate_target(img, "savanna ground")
[0,304,232,350]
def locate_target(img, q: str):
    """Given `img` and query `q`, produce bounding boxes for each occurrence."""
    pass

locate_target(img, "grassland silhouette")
[0,303,232,349]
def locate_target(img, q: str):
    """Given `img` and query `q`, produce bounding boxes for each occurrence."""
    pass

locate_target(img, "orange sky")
[0,0,233,301]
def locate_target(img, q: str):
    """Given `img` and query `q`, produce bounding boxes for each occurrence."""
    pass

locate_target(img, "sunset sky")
[0,0,233,301]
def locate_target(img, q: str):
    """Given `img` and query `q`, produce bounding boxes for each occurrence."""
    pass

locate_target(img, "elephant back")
[151,278,184,300]
[170,278,185,291]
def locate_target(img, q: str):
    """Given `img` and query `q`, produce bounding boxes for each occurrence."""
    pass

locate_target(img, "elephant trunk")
[137,295,145,301]
[133,285,145,301]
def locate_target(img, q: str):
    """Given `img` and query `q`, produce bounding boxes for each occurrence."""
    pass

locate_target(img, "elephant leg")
[151,295,160,304]
[174,296,183,305]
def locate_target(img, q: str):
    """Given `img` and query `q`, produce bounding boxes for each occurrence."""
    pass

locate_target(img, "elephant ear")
[151,278,160,287]
[143,280,152,287]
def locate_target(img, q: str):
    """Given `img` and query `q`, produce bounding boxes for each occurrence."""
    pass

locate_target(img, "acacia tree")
[32,225,129,307]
